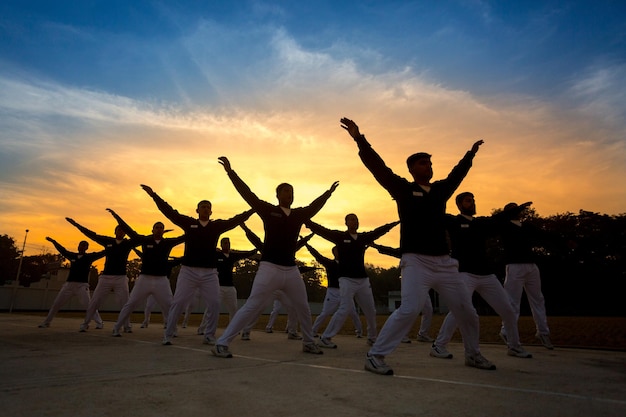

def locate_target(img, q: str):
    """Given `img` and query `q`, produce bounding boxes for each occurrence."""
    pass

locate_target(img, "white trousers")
[43,282,102,326]
[165,266,219,339]
[114,275,173,332]
[321,278,375,339]
[369,253,480,357]
[501,263,550,336]
[435,272,522,348]
[83,275,130,328]
[312,287,363,334]
[197,286,240,334]
[217,262,315,346]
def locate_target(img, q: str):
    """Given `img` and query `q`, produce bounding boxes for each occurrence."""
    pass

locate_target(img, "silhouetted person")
[340,117,494,375]
[211,156,338,357]
[38,237,105,328]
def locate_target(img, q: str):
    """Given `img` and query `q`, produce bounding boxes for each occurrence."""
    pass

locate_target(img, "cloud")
[1,24,625,264]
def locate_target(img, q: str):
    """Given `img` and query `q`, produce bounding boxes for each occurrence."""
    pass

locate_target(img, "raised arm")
[240,223,264,252]
[295,232,314,251]
[340,117,402,193]
[65,218,107,245]
[218,157,266,211]
[140,184,187,227]
[106,208,140,240]
[304,242,332,264]
[305,181,339,218]
[369,242,401,259]
[362,220,400,244]
[46,236,70,257]
[305,220,343,243]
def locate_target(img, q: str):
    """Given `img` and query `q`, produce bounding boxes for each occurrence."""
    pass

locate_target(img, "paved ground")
[1,313,625,417]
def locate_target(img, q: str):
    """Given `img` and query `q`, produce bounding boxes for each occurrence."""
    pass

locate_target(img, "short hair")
[406,152,431,169]
[504,202,518,211]
[455,192,474,207]
[221,237,230,244]
[79,240,89,246]
[345,213,358,222]
[153,221,164,228]
[276,183,293,195]
[197,200,212,209]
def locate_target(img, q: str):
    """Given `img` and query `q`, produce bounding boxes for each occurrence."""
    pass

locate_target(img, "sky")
[1,0,625,270]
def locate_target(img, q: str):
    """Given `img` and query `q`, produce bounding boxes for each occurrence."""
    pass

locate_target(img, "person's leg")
[142,295,156,327]
[265,298,282,331]
[523,264,550,335]
[150,276,174,328]
[321,278,358,340]
[113,275,149,334]
[197,269,221,341]
[81,276,111,329]
[221,286,239,322]
[216,262,281,346]
[312,288,339,334]
[280,266,316,344]
[111,275,131,330]
[433,263,480,358]
[164,266,198,342]
[41,283,75,326]
[501,264,526,337]
[353,278,377,341]
[417,295,434,340]
[368,254,429,357]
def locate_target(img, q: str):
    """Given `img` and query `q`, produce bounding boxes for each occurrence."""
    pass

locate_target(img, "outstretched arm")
[46,236,70,257]
[304,242,331,264]
[363,220,400,244]
[218,157,266,211]
[140,184,187,227]
[295,232,314,251]
[240,223,264,252]
[106,208,140,240]
[340,117,402,194]
[305,181,339,218]
[65,218,107,245]
[369,241,401,259]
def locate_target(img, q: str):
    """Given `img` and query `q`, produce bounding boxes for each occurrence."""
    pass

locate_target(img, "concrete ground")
[1,313,625,417]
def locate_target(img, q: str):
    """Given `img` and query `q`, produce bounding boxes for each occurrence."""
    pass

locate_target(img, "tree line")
[1,209,624,316]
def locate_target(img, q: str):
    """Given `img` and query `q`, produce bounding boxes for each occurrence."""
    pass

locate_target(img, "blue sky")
[1,0,625,265]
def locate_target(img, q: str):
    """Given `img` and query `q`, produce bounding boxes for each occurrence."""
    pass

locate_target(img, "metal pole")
[9,229,29,313]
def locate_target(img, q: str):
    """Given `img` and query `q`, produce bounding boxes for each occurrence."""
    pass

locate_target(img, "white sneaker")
[203,336,217,345]
[38,323,49,328]
[124,327,132,333]
[465,353,496,370]
[401,336,412,343]
[416,333,434,343]
[265,327,273,333]
[318,337,337,349]
[507,346,533,358]
[430,344,453,359]
[303,343,324,355]
[79,324,88,332]
[140,322,148,328]
[95,323,104,330]
[536,333,554,350]
[241,331,251,341]
[162,338,172,345]
[365,354,394,375]
[355,330,363,338]
[112,329,121,337]
[211,345,233,358]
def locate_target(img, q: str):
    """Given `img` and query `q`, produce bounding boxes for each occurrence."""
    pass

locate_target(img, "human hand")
[471,140,484,154]
[140,184,155,196]
[218,156,232,173]
[340,117,362,139]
